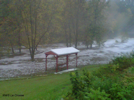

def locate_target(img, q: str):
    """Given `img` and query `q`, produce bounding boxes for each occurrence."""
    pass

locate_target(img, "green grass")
[0,65,99,100]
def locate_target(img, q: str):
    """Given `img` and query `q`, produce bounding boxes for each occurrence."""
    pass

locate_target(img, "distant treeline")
[0,0,134,61]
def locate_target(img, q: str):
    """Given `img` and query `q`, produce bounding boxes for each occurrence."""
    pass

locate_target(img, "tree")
[84,0,108,48]
[17,0,57,61]
[0,0,20,54]
[72,0,86,48]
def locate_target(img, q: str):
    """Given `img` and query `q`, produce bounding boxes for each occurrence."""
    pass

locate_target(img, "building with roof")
[45,47,80,72]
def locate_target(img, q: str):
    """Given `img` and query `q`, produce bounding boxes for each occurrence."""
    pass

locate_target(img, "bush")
[91,76,115,93]
[92,65,114,77]
[64,52,134,100]
[64,66,134,100]
[69,70,93,99]
[109,52,134,71]
[84,87,110,100]
[109,83,134,100]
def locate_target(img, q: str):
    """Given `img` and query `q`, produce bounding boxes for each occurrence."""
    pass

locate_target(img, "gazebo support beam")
[56,56,59,72]
[76,53,78,67]
[66,55,69,69]
[45,55,48,71]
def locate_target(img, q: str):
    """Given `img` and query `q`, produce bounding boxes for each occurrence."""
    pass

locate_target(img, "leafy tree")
[0,0,21,54]
[84,0,108,48]
[16,0,58,61]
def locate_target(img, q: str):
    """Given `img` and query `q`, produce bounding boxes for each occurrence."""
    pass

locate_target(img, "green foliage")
[126,67,134,74]
[85,87,110,100]
[110,64,119,72]
[91,76,114,93]
[109,52,134,71]
[69,70,93,99]
[109,83,134,100]
[0,62,133,100]
[92,65,112,77]
[65,55,134,100]
[66,69,113,99]
[84,0,108,48]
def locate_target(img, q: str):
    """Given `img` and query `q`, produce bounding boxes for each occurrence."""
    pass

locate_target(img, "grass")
[1,52,134,100]
[0,65,100,100]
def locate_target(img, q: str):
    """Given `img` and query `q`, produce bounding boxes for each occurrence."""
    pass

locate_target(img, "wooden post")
[45,55,48,71]
[66,55,69,69]
[76,53,77,67]
[56,56,59,72]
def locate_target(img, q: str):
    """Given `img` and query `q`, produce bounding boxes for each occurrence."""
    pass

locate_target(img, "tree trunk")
[75,5,79,48]
[98,42,101,48]
[18,32,21,54]
[19,47,21,54]
[69,22,72,47]
[11,44,14,54]
[75,22,78,48]
[30,48,35,61]
[64,24,68,47]
[31,53,35,61]
[90,43,92,49]
[87,45,88,49]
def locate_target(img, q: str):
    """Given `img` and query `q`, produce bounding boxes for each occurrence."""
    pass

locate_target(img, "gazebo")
[45,47,80,72]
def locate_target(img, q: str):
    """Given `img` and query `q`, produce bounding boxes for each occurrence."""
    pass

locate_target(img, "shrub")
[109,52,134,71]
[65,69,114,99]
[64,53,134,100]
[92,65,113,78]
[65,66,134,100]
[126,67,134,74]
[84,87,110,100]
[109,83,134,100]
[69,70,93,99]
[91,76,115,93]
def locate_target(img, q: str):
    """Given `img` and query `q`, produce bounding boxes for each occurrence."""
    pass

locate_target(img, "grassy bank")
[1,52,134,100]
[0,65,99,100]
